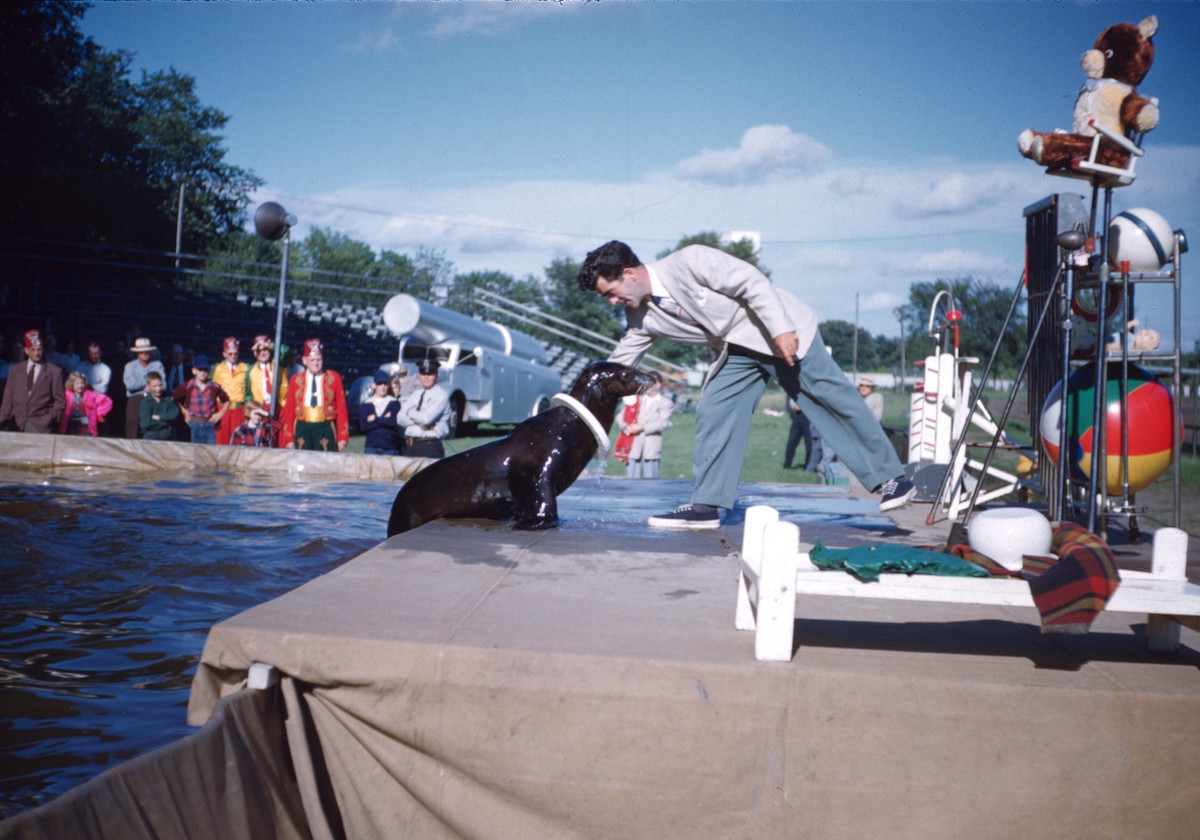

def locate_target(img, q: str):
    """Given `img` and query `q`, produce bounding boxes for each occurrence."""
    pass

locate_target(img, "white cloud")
[859,290,906,312]
[895,172,1016,217]
[672,125,833,185]
[887,249,1009,276]
[425,4,554,38]
[347,26,403,54]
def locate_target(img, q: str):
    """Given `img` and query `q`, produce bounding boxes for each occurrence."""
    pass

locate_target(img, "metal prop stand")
[922,271,1029,526]
[924,246,1076,528]
[934,121,1186,539]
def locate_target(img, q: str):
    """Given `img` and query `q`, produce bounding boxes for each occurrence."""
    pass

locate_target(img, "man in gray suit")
[577,241,914,529]
[0,329,66,433]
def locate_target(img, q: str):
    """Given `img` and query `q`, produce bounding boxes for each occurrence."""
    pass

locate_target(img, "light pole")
[254,201,297,417]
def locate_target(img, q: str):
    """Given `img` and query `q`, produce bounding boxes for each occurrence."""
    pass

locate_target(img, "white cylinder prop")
[382,294,548,364]
[968,508,1053,571]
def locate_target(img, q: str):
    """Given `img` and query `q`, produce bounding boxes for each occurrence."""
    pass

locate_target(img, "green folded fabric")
[810,541,990,582]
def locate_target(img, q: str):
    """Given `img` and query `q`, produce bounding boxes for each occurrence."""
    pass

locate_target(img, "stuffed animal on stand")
[1018,16,1160,169]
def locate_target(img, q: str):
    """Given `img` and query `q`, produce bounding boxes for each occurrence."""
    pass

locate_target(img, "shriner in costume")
[245,334,288,429]
[0,329,66,433]
[211,336,249,445]
[279,338,349,452]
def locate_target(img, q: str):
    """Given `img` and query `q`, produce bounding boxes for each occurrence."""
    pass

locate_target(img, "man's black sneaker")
[878,477,917,512]
[647,503,720,530]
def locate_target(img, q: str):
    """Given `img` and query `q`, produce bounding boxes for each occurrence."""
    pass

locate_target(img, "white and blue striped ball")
[1108,207,1175,272]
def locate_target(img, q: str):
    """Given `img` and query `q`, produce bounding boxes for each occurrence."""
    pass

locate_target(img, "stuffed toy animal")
[1018,16,1159,169]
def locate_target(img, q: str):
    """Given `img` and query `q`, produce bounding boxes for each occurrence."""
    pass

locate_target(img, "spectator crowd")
[0,327,451,457]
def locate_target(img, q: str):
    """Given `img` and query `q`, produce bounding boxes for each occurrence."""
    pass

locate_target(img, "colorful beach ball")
[1039,363,1176,494]
[1109,208,1175,272]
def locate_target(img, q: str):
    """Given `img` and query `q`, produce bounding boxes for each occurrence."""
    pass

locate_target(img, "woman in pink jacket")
[59,371,113,437]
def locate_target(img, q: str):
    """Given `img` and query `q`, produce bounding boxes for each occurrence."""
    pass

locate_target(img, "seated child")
[231,399,279,447]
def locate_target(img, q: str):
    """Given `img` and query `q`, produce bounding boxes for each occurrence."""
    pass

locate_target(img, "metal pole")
[1055,253,1076,522]
[270,229,290,418]
[1086,186,1115,533]
[175,182,186,277]
[852,293,859,379]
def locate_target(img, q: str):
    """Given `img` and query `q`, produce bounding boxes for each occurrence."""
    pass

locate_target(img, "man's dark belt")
[405,436,436,447]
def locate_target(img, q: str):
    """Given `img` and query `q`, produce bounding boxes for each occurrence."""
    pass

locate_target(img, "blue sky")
[80,1,1199,345]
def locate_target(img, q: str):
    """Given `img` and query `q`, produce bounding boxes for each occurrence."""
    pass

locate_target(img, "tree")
[193,228,285,295]
[658,231,768,275]
[0,3,261,252]
[902,278,1026,376]
[443,270,542,324]
[542,256,625,350]
[299,228,377,278]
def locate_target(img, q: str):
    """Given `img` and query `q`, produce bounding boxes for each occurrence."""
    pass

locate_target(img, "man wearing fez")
[0,329,66,433]
[212,336,249,445]
[245,334,288,427]
[279,339,349,452]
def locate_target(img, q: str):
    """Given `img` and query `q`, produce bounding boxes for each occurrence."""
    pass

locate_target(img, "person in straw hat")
[857,375,884,423]
[122,336,165,439]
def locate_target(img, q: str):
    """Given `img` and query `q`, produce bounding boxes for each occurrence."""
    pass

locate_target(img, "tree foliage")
[541,256,624,349]
[901,278,1025,376]
[656,231,767,275]
[0,3,261,252]
[445,270,543,322]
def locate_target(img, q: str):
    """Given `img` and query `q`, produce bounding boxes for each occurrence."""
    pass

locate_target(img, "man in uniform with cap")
[398,358,451,458]
[122,336,165,439]
[245,334,288,435]
[212,336,249,445]
[279,338,349,452]
[0,329,66,433]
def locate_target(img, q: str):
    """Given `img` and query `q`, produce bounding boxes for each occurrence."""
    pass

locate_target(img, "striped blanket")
[947,521,1121,634]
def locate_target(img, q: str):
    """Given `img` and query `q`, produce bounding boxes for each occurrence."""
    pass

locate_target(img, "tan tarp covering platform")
[176,519,1200,840]
[0,430,426,481]
[0,684,308,840]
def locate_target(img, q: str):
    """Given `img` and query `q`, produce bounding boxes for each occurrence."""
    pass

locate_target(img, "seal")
[387,361,658,536]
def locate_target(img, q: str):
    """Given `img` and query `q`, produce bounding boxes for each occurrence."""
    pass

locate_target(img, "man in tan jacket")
[578,241,914,529]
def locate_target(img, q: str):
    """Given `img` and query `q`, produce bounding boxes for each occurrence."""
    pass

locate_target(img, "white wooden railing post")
[755,520,800,662]
[736,505,779,631]
[1147,528,1190,651]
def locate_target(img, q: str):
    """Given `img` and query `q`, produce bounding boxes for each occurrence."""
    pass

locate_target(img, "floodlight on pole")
[254,201,297,417]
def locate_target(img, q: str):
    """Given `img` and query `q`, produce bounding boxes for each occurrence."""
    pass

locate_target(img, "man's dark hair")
[577,240,641,291]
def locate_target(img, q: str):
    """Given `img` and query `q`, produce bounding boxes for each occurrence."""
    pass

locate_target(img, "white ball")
[1109,208,1175,272]
[968,508,1053,571]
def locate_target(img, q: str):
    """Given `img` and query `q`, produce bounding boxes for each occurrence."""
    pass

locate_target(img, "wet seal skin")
[387,362,657,536]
